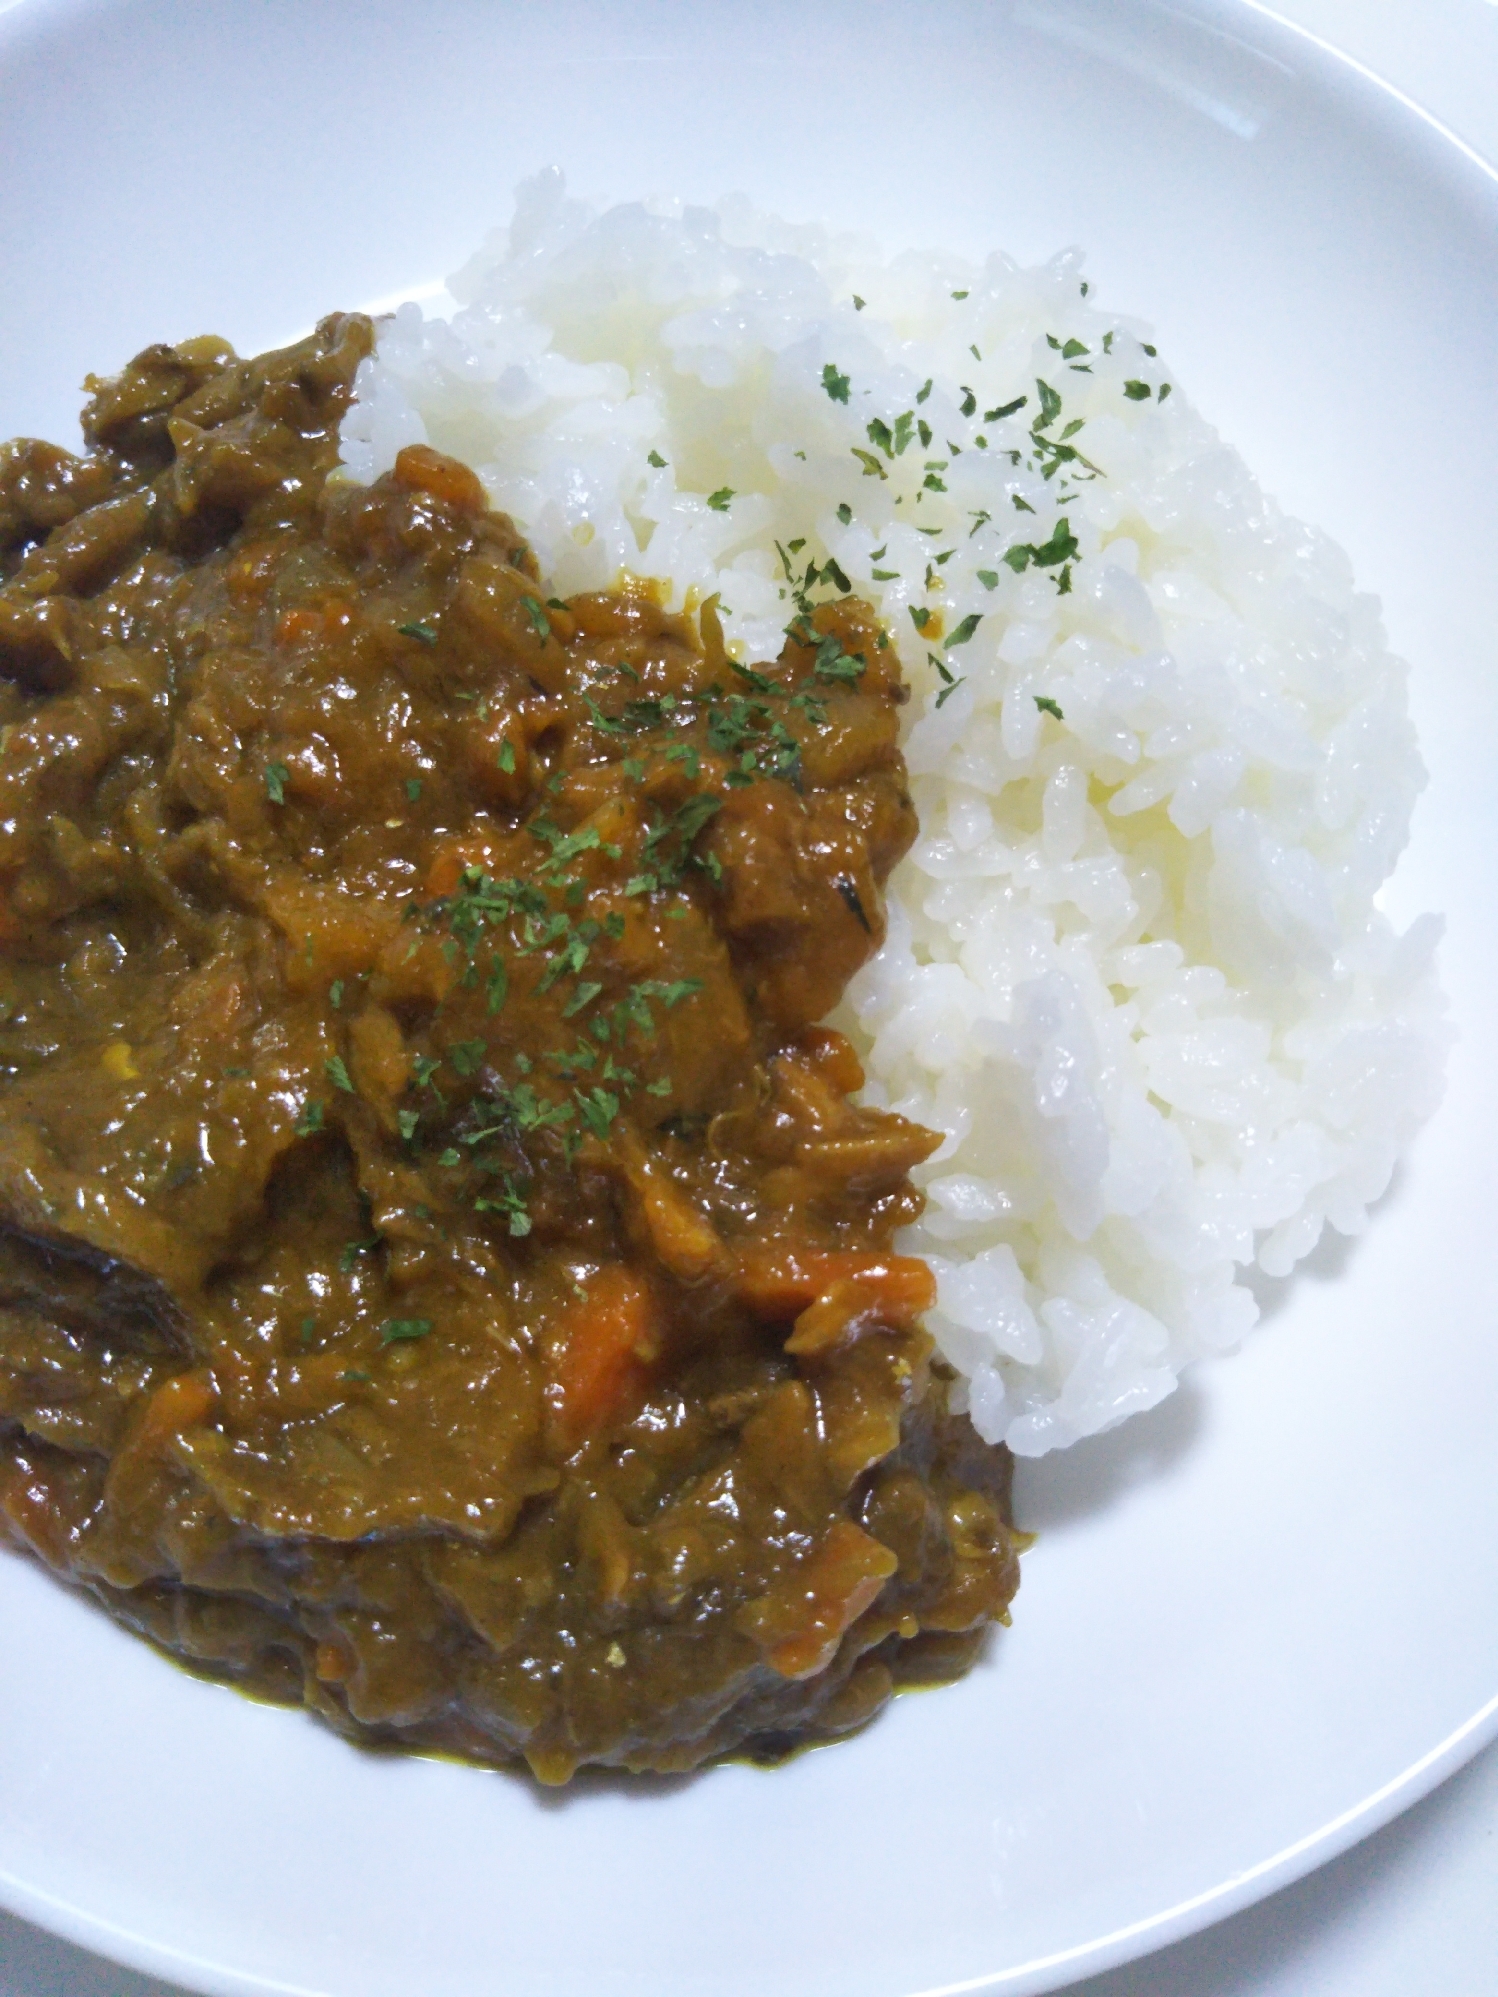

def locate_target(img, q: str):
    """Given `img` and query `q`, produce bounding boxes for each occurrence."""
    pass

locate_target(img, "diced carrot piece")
[733,1243,935,1324]
[547,1266,660,1452]
[732,1244,868,1316]
[612,1127,726,1283]
[422,832,512,900]
[783,1264,929,1356]
[794,1026,866,1095]
[134,1371,217,1452]
[392,444,487,513]
[857,1258,935,1326]
[762,1520,899,1680]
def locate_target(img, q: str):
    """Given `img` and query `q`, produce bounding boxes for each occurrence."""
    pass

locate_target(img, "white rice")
[340,170,1447,1455]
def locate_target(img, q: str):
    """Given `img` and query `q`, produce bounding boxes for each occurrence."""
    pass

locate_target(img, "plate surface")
[1,3,1496,1994]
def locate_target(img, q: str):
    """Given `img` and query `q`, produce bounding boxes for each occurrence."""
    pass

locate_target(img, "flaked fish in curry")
[0,313,1020,1780]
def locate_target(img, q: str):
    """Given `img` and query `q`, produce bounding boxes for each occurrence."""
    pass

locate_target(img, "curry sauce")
[0,314,1020,1779]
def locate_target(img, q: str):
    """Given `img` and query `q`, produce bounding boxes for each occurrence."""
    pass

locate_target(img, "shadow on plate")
[1012,1171,1404,1537]
[1011,1372,1206,1537]
[1242,1163,1404,1327]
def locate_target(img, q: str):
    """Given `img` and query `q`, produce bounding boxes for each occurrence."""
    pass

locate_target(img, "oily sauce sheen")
[0,314,1020,1780]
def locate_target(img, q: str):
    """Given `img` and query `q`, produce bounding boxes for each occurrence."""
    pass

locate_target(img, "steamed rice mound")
[340,170,1446,1455]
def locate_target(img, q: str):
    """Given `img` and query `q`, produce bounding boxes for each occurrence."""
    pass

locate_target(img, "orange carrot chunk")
[422,833,510,900]
[392,443,487,513]
[794,1025,866,1094]
[547,1266,660,1452]
[133,1371,217,1453]
[784,1259,936,1356]
[761,1521,899,1680]
[734,1243,935,1326]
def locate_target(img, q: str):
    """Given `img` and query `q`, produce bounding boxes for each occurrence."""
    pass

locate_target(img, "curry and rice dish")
[0,314,1022,1780]
[0,178,1447,1783]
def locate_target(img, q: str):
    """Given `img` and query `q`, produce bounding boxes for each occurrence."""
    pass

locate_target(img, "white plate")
[1,3,1496,1993]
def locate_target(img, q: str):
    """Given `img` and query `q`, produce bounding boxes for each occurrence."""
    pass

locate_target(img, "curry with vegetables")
[0,313,1021,1779]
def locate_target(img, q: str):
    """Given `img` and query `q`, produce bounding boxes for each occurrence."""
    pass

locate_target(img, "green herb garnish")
[520,595,552,642]
[573,1086,620,1138]
[380,1317,433,1345]
[475,1174,532,1237]
[1002,516,1079,576]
